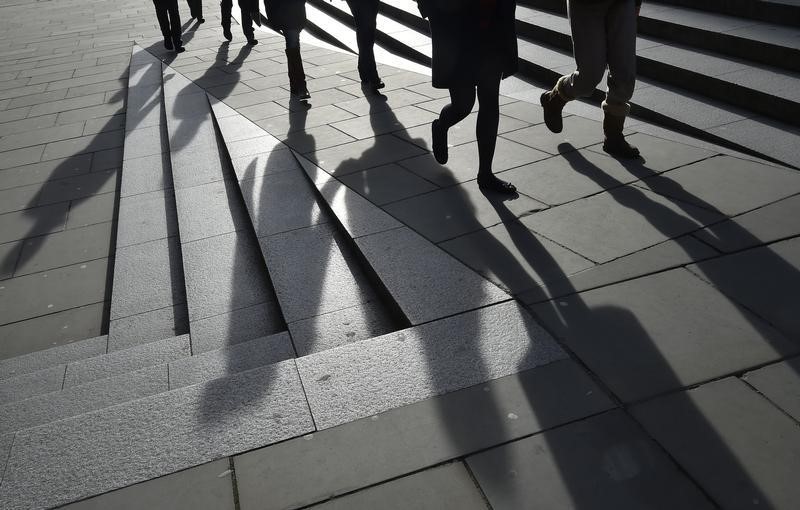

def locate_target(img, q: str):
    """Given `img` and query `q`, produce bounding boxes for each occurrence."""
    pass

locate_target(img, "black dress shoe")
[477,174,517,195]
[197,17,205,24]
[163,37,173,50]
[247,38,258,46]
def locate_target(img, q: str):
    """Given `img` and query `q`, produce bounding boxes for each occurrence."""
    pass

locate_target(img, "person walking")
[344,0,384,91]
[265,0,311,99]
[220,0,258,44]
[420,0,519,194]
[187,0,205,23]
[152,0,186,53]
[540,0,642,159]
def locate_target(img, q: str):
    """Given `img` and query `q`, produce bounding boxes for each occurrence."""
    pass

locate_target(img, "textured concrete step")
[161,64,285,353]
[208,96,401,356]
[0,332,294,436]
[0,334,106,381]
[0,359,314,510]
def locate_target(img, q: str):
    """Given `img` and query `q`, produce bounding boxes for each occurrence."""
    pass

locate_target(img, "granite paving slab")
[0,359,314,510]
[116,190,176,247]
[500,114,606,155]
[256,103,357,137]
[307,463,488,510]
[169,332,294,389]
[688,237,800,340]
[533,268,797,402]
[0,241,21,280]
[181,231,274,322]
[635,155,800,216]
[59,458,235,510]
[385,180,546,243]
[309,134,426,177]
[693,194,800,253]
[355,226,510,324]
[297,300,565,428]
[338,163,438,205]
[0,364,64,406]
[0,364,167,435]
[188,301,285,354]
[0,202,68,244]
[393,112,530,151]
[65,192,115,228]
[468,410,714,510]
[110,236,185,320]
[236,358,610,509]
[0,113,57,138]
[175,178,249,242]
[330,104,438,140]
[632,377,800,510]
[521,185,724,263]
[108,305,188,352]
[40,129,124,161]
[35,168,117,206]
[0,334,105,381]
[63,334,189,388]
[0,146,45,170]
[0,183,39,215]
[14,221,112,276]
[589,132,715,172]
[743,357,800,422]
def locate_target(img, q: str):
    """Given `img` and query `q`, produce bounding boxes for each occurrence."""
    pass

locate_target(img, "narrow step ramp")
[109,45,188,350]
[160,65,285,353]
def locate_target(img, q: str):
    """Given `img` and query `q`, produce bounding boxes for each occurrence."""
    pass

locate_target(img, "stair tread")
[0,334,106,381]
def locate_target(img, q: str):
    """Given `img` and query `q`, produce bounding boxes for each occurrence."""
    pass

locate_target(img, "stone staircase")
[0,43,565,510]
[302,0,800,169]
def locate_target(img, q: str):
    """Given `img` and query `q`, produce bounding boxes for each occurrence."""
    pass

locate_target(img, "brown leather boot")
[602,113,640,159]
[541,86,568,133]
[285,47,310,100]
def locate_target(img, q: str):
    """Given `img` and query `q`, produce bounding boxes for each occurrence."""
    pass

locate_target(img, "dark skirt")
[265,0,306,30]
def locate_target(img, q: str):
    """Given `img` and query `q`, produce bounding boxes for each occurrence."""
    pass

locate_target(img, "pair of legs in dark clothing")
[152,0,185,52]
[344,0,383,89]
[432,58,515,193]
[186,0,204,22]
[220,0,257,44]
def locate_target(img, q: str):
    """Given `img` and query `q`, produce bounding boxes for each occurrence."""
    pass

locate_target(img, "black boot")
[285,47,310,99]
[541,87,568,134]
[602,113,640,159]
[163,37,173,50]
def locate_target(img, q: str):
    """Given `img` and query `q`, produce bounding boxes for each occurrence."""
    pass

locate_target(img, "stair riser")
[649,0,800,28]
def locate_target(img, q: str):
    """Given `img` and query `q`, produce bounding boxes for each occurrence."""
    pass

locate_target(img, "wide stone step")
[646,0,800,27]
[0,332,293,436]
[0,334,106,381]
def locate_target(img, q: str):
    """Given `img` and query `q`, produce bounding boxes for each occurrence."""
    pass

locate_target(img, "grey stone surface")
[309,134,426,177]
[169,145,226,189]
[634,79,747,130]
[237,358,609,509]
[0,259,108,325]
[334,89,430,118]
[694,194,800,253]
[501,115,605,155]
[65,192,115,229]
[256,104,356,137]
[108,305,188,352]
[297,300,565,428]
[289,300,395,356]
[0,146,45,170]
[1,432,13,475]
[636,155,800,216]
[355,226,510,324]
[189,302,284,354]
[15,221,112,276]
[0,364,167,435]
[310,463,488,510]
[0,241,21,280]
[175,179,249,242]
[0,183,38,215]
[521,185,724,263]
[181,232,273,322]
[688,237,800,340]
[260,222,375,323]
[59,458,235,510]
[0,153,92,191]
[468,410,714,510]
[633,377,800,510]
[743,357,800,422]
[533,268,797,402]
[0,113,57,138]
[239,168,327,237]
[0,303,105,361]
[122,125,165,160]
[36,169,117,206]
[338,163,438,206]
[169,332,294,389]
[63,334,190,388]
[40,129,124,161]
[331,105,438,140]
[110,237,185,320]
[117,190,176,247]
[590,132,715,172]
[0,360,313,510]
[119,152,172,197]
[215,114,268,143]
[0,202,67,244]
[0,335,105,381]
[0,123,85,153]
[440,221,594,295]
[226,135,287,163]
[385,180,546,243]
[0,364,65,405]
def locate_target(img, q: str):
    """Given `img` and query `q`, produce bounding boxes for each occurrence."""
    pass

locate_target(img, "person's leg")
[542,0,608,132]
[602,0,639,158]
[220,0,233,40]
[431,85,475,164]
[475,62,515,193]
[236,0,255,42]
[152,0,173,49]
[284,29,309,98]
[347,0,381,86]
[188,0,204,22]
[166,0,184,52]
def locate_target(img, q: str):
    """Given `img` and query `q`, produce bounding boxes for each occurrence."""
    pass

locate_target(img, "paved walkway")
[0,1,799,509]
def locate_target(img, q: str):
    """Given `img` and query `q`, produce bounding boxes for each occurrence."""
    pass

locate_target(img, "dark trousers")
[186,0,203,18]
[345,0,379,82]
[220,0,254,39]
[153,0,182,44]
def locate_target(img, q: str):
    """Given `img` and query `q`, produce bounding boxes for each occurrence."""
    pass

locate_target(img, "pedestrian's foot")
[173,41,185,53]
[362,79,385,91]
[246,38,258,46]
[197,17,205,24]
[223,27,232,41]
[163,37,173,50]
[431,119,448,164]
[291,87,311,100]
[603,136,640,159]
[477,174,517,195]
[540,90,565,134]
